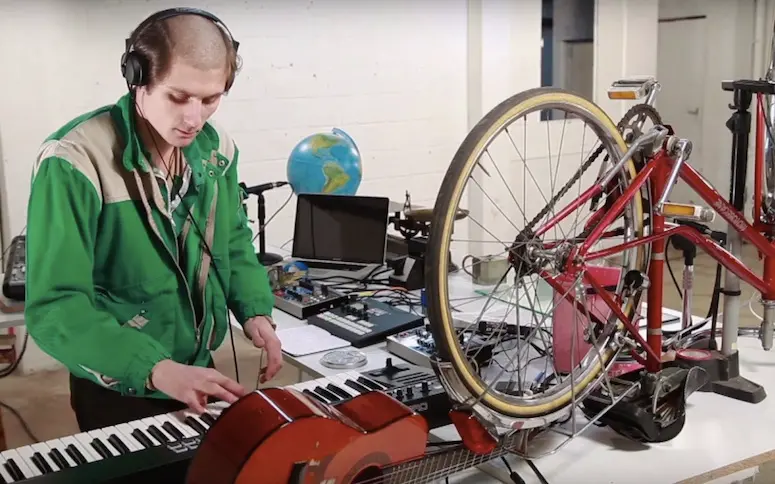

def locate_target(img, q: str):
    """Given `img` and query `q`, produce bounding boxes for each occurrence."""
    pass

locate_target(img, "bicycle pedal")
[658,202,715,223]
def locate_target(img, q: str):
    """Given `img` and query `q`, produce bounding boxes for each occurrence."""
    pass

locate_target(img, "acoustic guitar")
[185,386,521,484]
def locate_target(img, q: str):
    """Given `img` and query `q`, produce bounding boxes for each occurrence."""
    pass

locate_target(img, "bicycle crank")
[579,365,708,443]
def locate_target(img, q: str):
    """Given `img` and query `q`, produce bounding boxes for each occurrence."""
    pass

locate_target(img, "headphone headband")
[121,7,240,88]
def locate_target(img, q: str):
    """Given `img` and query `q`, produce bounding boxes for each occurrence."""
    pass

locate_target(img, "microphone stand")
[256,191,284,266]
[240,182,287,267]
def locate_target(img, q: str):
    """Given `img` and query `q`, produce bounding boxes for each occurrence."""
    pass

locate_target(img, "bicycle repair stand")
[666,79,775,404]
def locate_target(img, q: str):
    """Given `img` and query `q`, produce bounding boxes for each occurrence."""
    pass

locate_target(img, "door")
[656,15,707,205]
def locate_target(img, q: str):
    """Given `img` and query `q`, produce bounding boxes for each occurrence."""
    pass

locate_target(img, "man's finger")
[205,373,246,398]
[264,353,283,381]
[186,394,207,414]
[216,374,248,397]
[203,382,241,404]
[253,335,266,348]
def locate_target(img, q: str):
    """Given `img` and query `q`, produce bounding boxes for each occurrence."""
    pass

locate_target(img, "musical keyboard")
[3,367,449,483]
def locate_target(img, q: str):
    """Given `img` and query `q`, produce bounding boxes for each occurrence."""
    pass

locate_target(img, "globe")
[287,128,362,196]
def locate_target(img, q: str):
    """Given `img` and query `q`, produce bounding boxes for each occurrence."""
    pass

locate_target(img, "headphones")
[120,7,240,88]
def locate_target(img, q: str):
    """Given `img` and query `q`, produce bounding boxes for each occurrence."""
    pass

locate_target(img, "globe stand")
[256,192,284,267]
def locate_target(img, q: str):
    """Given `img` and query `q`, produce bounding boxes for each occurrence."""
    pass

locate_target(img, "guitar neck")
[384,434,519,484]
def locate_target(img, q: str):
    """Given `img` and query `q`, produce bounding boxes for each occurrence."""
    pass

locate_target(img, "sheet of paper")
[276,325,352,356]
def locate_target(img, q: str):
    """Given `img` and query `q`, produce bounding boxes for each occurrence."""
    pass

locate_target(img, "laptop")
[290,193,390,279]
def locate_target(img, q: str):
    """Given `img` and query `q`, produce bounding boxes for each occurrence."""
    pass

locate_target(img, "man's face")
[136,60,227,148]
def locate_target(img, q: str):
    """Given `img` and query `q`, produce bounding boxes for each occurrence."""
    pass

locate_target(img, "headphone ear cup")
[121,52,148,87]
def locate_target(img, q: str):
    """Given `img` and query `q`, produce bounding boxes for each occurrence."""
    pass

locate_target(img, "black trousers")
[69,359,215,432]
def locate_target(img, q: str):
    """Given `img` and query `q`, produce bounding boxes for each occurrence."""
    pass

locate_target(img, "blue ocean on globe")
[287,128,363,195]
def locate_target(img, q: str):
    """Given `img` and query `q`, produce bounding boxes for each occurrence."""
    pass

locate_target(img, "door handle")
[687,108,700,115]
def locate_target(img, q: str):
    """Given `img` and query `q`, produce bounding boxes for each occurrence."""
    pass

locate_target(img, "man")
[24,8,283,432]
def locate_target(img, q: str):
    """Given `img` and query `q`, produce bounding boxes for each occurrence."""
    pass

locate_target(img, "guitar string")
[352,442,520,484]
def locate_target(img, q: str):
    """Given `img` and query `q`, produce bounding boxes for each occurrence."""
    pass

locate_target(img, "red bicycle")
[424,73,775,452]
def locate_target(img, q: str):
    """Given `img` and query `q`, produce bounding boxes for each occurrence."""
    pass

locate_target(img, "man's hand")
[244,316,283,383]
[150,359,247,414]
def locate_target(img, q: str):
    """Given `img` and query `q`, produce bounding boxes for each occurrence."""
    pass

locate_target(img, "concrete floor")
[0,243,771,482]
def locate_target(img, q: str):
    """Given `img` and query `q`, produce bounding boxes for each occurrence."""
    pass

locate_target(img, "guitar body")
[186,387,430,484]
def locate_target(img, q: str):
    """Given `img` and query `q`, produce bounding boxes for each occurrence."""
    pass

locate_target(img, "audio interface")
[273,278,349,320]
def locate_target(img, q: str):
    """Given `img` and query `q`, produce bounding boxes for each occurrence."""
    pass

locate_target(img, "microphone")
[242,181,289,195]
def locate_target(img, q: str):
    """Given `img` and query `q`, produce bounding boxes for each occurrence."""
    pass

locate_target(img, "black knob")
[386,358,393,369]
[395,389,404,400]
[421,382,429,393]
[406,386,414,398]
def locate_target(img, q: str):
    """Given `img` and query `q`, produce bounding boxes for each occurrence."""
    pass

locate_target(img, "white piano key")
[13,447,42,477]
[208,401,229,414]
[45,438,79,468]
[175,410,211,434]
[290,380,316,393]
[155,413,197,439]
[86,429,120,457]
[139,417,175,443]
[108,424,143,452]
[127,421,161,447]
[30,442,64,472]
[60,435,98,463]
[2,448,36,480]
[0,456,16,483]
[328,374,359,397]
[345,371,387,390]
[71,433,104,461]
[113,423,145,451]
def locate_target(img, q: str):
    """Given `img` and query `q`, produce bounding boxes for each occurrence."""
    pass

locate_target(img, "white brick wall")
[0,0,658,373]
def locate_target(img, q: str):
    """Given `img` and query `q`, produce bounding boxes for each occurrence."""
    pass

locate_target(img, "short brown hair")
[130,14,241,92]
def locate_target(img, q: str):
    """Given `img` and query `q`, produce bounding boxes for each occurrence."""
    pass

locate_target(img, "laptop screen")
[291,194,390,265]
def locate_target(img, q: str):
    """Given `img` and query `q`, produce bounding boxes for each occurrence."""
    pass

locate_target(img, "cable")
[500,456,526,484]
[0,399,40,443]
[251,189,294,244]
[665,236,683,299]
[133,92,247,385]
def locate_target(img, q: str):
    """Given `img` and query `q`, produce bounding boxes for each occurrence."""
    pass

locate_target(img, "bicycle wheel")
[426,87,650,419]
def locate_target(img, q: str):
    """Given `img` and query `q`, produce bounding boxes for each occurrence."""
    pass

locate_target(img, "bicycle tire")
[426,87,649,418]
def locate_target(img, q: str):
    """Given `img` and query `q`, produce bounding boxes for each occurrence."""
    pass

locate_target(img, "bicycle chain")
[517,103,663,239]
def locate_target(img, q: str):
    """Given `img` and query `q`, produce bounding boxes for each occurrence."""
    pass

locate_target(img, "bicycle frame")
[533,109,775,375]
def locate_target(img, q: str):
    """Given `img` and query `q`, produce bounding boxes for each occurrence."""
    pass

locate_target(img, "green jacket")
[24,93,274,398]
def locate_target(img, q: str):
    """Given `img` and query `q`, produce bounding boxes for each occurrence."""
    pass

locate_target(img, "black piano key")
[302,388,328,403]
[344,379,371,394]
[199,413,217,427]
[49,448,70,469]
[357,376,383,390]
[31,452,54,474]
[147,425,171,443]
[132,428,156,449]
[107,434,131,455]
[314,386,340,402]
[91,439,113,459]
[0,471,5,483]
[162,422,186,441]
[326,383,352,400]
[184,416,208,435]
[5,459,25,480]
[65,444,88,465]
